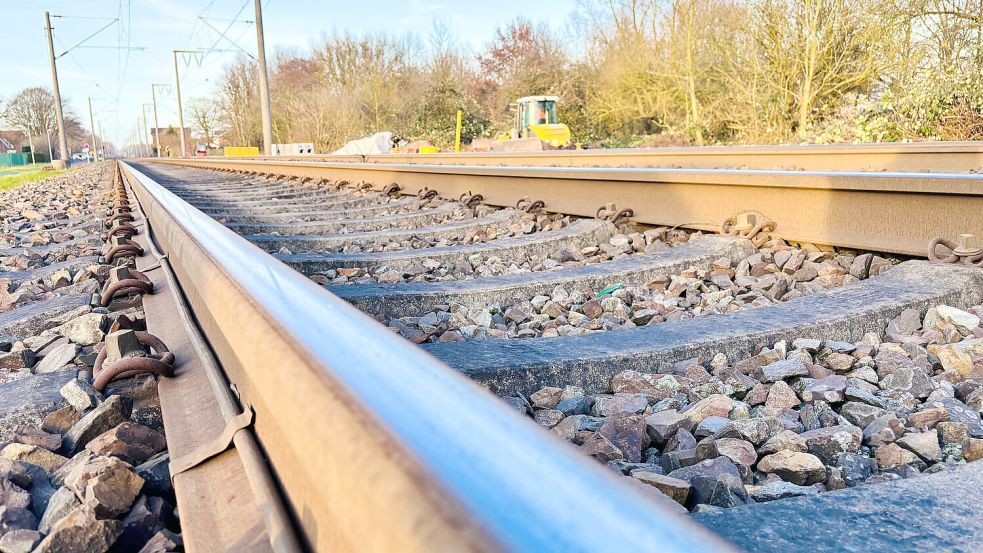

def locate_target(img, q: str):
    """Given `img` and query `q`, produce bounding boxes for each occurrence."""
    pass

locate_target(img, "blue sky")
[2,0,577,147]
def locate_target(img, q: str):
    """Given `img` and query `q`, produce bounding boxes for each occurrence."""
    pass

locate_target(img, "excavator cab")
[512,96,571,148]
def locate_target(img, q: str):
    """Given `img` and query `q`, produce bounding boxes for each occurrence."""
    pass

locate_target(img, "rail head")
[213,140,983,173]
[119,161,733,552]
[151,157,983,257]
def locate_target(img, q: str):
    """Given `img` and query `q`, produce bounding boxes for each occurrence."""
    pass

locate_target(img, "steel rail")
[118,161,733,552]
[153,158,983,257]
[220,140,983,172]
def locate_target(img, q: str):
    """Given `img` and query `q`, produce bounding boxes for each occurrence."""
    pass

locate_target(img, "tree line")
[4,0,981,155]
[1,87,91,159]
[208,0,982,151]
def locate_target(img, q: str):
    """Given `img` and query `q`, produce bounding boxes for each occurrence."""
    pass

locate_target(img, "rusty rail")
[118,161,732,552]
[152,157,983,257]
[217,141,983,173]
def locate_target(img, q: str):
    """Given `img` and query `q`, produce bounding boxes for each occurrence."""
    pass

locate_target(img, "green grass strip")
[0,169,66,191]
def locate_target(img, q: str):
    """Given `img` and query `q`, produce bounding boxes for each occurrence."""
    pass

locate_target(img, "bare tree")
[3,87,56,158]
[217,57,260,147]
[194,4,982,148]
[188,97,223,148]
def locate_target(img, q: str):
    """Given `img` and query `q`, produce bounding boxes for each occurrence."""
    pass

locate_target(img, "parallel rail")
[119,161,732,552]
[223,141,983,172]
[152,157,983,257]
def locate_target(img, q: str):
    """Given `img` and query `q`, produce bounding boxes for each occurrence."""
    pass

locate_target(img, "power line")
[54,17,119,58]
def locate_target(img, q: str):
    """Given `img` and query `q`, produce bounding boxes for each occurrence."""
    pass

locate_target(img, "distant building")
[149,127,193,157]
[0,131,27,153]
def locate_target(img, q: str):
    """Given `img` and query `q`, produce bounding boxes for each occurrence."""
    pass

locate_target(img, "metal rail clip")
[721,210,776,246]
[929,234,983,267]
[595,203,633,224]
[92,329,175,392]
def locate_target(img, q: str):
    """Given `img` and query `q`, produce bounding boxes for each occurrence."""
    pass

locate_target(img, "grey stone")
[55,314,106,347]
[689,473,748,508]
[863,414,906,447]
[880,366,934,399]
[0,444,68,475]
[811,401,840,428]
[107,495,165,553]
[630,471,691,505]
[0,529,42,553]
[33,505,121,553]
[32,343,79,374]
[596,415,650,463]
[38,487,80,535]
[591,394,647,417]
[887,307,922,335]
[667,455,741,484]
[0,295,92,341]
[20,464,54,520]
[661,448,699,472]
[714,416,784,445]
[58,379,101,413]
[694,416,730,438]
[840,401,889,428]
[749,481,820,502]
[844,385,886,408]
[758,430,808,455]
[801,375,847,403]
[646,409,691,444]
[835,452,876,487]
[61,395,132,455]
[552,415,602,442]
[754,359,809,383]
[800,425,862,465]
[757,450,826,485]
[0,458,31,489]
[0,506,36,536]
[0,372,74,446]
[64,455,144,518]
[926,398,983,438]
[897,430,943,463]
[554,396,592,416]
[0,480,31,511]
[532,409,564,428]
[136,454,173,501]
[137,529,182,553]
[0,350,35,370]
[665,428,698,453]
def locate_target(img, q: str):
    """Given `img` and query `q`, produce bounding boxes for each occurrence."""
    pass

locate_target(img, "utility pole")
[135,120,144,157]
[98,121,105,158]
[44,11,69,166]
[141,104,153,157]
[26,133,35,164]
[254,0,273,155]
[151,84,166,158]
[173,50,189,158]
[87,97,98,162]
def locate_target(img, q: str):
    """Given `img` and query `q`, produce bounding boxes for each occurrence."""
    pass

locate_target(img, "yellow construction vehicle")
[491,96,571,151]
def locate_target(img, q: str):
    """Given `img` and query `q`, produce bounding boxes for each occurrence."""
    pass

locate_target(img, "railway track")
[231,140,983,173]
[0,151,961,551]
[109,152,983,553]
